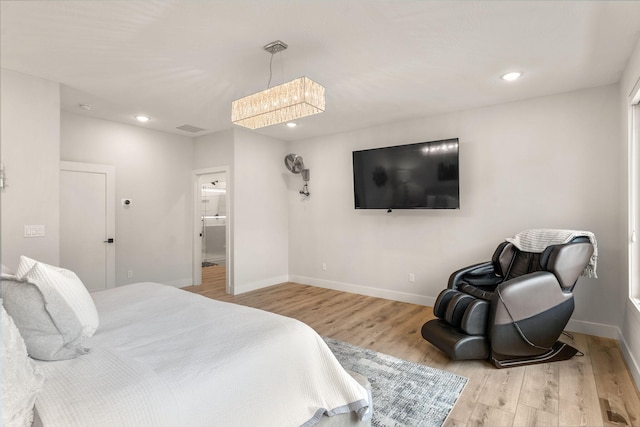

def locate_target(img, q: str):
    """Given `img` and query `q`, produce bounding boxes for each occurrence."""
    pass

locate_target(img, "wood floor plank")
[443,416,468,427]
[476,366,525,414]
[588,335,640,426]
[558,358,602,426]
[513,404,558,427]
[519,363,559,414]
[467,403,514,427]
[447,360,491,425]
[565,331,591,358]
[183,281,640,427]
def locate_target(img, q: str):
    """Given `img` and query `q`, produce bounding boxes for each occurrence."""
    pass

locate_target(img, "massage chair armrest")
[448,261,501,289]
[490,271,575,356]
[491,271,573,326]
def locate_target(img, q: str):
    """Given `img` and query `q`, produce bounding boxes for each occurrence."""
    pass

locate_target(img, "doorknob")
[104,238,114,243]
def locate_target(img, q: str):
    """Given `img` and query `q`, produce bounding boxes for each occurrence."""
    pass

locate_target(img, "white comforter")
[34,282,370,427]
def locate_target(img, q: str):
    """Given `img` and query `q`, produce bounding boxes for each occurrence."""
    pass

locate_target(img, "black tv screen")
[353,138,459,210]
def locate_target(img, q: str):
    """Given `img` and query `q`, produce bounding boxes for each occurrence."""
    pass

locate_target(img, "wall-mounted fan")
[284,154,305,174]
[284,153,310,196]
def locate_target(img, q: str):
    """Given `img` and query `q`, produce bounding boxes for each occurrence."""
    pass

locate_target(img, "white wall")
[60,112,194,287]
[232,129,289,293]
[0,69,60,268]
[193,130,235,289]
[193,129,234,170]
[289,84,623,335]
[620,38,640,389]
[193,128,290,294]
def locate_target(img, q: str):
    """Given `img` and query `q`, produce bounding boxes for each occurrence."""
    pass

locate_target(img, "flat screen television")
[352,138,459,210]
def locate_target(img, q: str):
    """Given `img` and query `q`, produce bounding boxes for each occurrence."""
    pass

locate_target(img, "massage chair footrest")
[421,319,489,360]
[491,341,578,369]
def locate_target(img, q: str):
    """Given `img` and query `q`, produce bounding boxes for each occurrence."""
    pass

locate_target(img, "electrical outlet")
[127,270,133,278]
[408,273,415,282]
[322,263,327,271]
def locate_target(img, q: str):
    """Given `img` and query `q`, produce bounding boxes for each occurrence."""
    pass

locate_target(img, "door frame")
[628,78,640,307]
[60,161,115,289]
[192,166,232,293]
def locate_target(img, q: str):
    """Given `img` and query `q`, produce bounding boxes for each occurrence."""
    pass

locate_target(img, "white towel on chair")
[505,229,598,278]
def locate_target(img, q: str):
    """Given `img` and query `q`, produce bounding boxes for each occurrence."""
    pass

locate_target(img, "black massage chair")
[421,236,594,368]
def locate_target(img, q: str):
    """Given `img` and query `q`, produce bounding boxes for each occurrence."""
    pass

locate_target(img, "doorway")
[193,167,231,294]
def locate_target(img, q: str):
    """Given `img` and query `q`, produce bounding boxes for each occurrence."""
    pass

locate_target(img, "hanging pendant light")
[231,40,325,129]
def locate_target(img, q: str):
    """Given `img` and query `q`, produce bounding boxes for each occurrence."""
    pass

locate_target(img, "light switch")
[24,225,45,238]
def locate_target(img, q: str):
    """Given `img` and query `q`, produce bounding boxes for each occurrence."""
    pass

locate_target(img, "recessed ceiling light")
[135,115,150,123]
[501,72,522,81]
[286,122,297,128]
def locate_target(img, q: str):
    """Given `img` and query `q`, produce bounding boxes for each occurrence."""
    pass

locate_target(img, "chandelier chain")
[267,52,274,89]
[280,52,285,87]
[267,50,286,89]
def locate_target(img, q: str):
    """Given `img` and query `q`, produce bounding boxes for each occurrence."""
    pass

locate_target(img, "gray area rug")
[324,337,467,427]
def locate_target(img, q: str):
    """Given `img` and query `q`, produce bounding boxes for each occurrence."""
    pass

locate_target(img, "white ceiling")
[2,1,640,142]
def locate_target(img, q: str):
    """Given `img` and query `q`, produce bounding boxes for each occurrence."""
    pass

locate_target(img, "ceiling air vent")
[176,124,206,133]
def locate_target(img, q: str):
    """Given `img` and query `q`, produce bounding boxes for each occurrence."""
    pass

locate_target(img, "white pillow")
[15,256,36,278]
[17,256,99,337]
[1,303,45,427]
[2,264,15,276]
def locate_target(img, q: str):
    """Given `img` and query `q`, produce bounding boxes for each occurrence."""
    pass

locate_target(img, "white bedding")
[34,282,371,427]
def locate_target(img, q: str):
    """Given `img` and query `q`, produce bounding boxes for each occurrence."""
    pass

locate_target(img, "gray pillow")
[1,276,89,361]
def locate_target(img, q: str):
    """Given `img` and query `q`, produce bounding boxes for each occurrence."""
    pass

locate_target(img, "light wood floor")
[201,265,226,288]
[186,280,640,427]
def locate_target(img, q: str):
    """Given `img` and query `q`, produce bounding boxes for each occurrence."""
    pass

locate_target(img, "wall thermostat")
[122,199,132,206]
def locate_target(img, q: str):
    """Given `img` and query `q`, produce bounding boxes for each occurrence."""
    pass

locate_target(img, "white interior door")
[60,161,115,292]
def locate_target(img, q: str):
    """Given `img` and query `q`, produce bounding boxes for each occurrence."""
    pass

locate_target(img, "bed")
[1,257,372,427]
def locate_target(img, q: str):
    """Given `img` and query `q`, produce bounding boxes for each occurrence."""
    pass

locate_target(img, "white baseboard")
[619,330,640,391]
[293,275,626,339]
[289,275,436,307]
[565,319,621,340]
[234,275,289,295]
[619,299,640,391]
